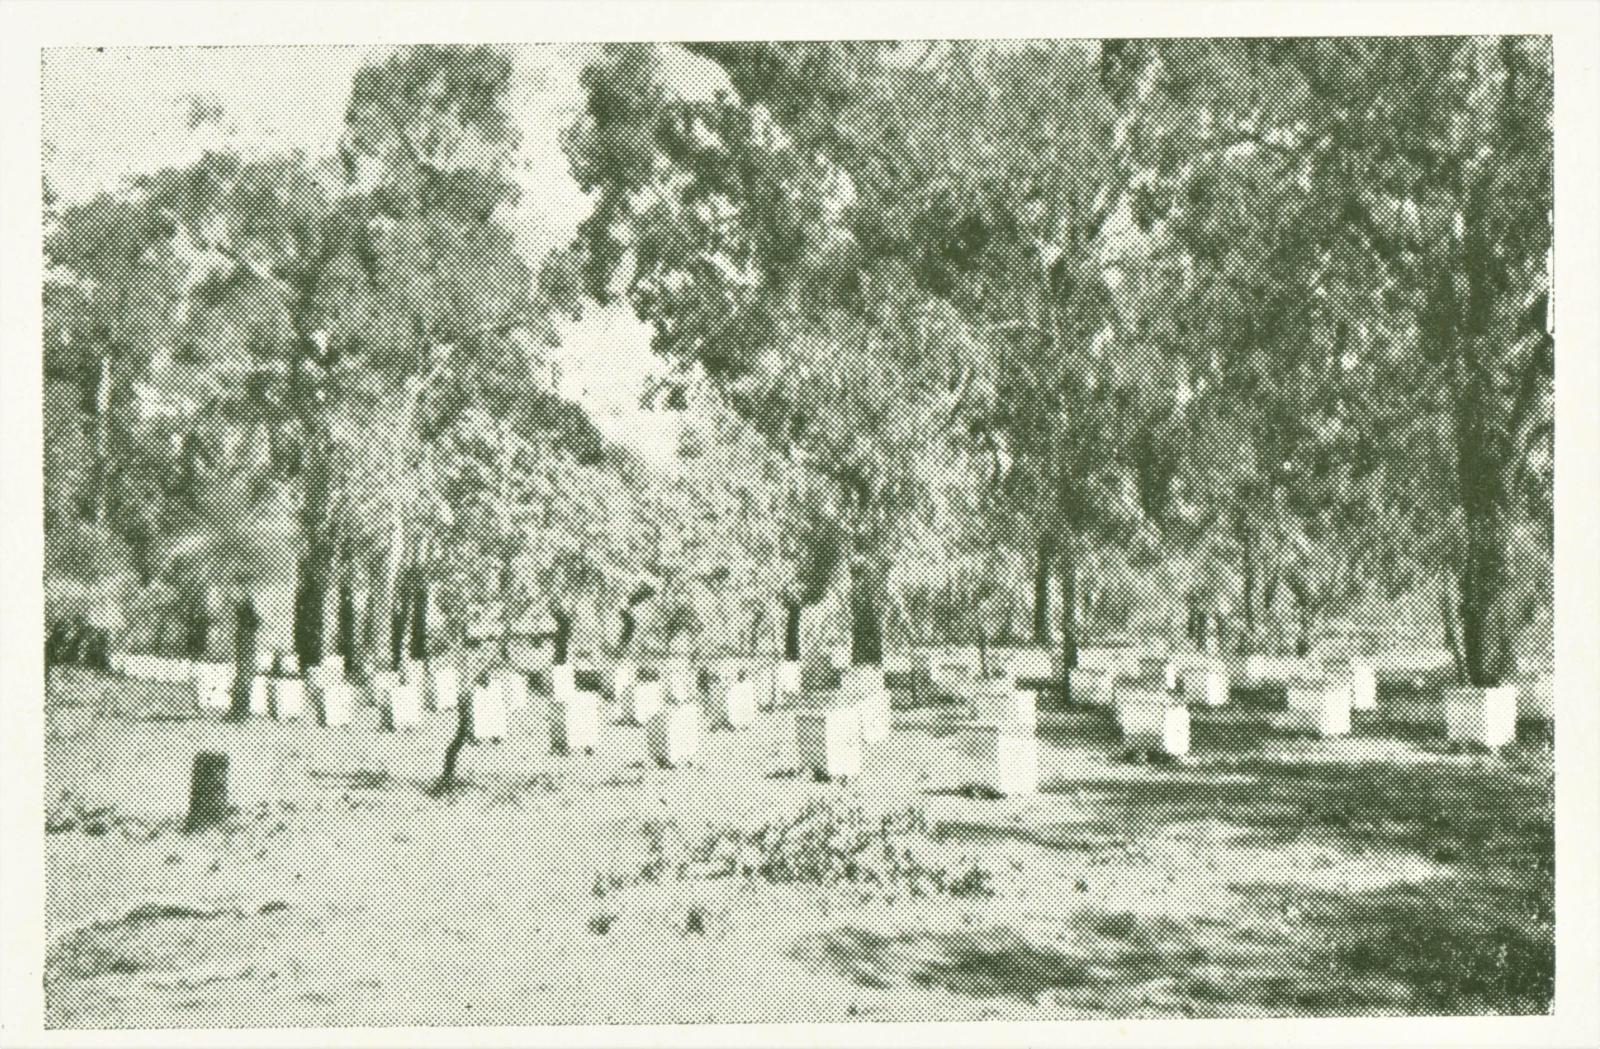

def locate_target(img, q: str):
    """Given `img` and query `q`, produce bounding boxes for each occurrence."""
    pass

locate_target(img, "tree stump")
[183,751,230,832]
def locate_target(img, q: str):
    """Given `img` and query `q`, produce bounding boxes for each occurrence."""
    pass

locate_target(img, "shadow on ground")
[801,750,1553,1016]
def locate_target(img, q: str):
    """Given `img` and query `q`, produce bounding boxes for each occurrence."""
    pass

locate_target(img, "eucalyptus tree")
[676,42,1181,690]
[564,43,983,666]
[1122,37,1552,683]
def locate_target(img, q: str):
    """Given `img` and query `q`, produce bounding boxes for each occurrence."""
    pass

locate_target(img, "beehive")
[710,677,757,730]
[1444,685,1518,748]
[1282,678,1352,737]
[972,685,1035,735]
[956,721,1039,796]
[646,703,699,767]
[470,681,508,741]
[627,680,664,726]
[497,667,530,711]
[609,662,637,703]
[550,692,600,754]
[195,662,234,711]
[380,677,422,731]
[315,678,353,728]
[428,663,459,712]
[1116,691,1189,756]
[271,677,305,721]
[248,675,271,717]
[796,706,862,780]
[1180,662,1230,707]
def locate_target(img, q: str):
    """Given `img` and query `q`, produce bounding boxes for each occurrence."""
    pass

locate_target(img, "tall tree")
[1125,38,1552,684]
[565,44,980,666]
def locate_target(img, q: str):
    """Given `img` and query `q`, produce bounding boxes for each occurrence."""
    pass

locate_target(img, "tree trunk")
[1058,535,1079,704]
[1031,537,1054,645]
[292,552,329,670]
[1457,509,1515,688]
[848,557,885,666]
[1239,529,1257,658]
[88,353,111,525]
[618,608,637,653]
[225,596,260,721]
[390,566,413,671]
[408,568,429,660]
[182,590,210,662]
[335,572,356,667]
[551,609,573,666]
[432,646,474,796]
[782,599,802,661]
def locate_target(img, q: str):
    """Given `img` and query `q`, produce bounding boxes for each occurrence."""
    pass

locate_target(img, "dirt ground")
[42,668,1553,1027]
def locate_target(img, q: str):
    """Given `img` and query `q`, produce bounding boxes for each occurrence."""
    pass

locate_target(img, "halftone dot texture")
[43,40,1552,1025]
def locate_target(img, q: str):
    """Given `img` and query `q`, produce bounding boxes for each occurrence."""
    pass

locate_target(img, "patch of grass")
[622,800,996,899]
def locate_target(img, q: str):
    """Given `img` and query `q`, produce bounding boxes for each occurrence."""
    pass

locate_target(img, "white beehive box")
[838,669,889,741]
[796,706,862,780]
[1117,692,1189,756]
[627,679,664,726]
[747,663,778,711]
[855,686,891,743]
[323,652,346,676]
[775,660,802,705]
[608,661,637,703]
[1519,674,1553,721]
[271,677,305,721]
[957,721,1039,796]
[428,663,459,711]
[304,663,340,691]
[1063,666,1117,706]
[496,667,529,710]
[972,685,1035,735]
[248,675,271,717]
[1444,685,1518,748]
[195,662,234,712]
[841,665,886,701]
[380,677,422,731]
[1244,654,1310,688]
[469,681,507,741]
[550,692,600,754]
[1348,659,1377,711]
[661,659,699,704]
[710,678,757,730]
[828,645,852,671]
[1282,679,1352,737]
[930,650,979,691]
[646,702,699,767]
[1180,663,1229,707]
[315,678,353,728]
[540,663,577,701]
[1004,648,1054,684]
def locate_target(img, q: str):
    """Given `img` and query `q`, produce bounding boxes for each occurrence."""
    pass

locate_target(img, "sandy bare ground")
[43,669,1553,1026]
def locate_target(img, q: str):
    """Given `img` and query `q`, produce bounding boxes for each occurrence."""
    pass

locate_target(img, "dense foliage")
[43,39,1553,701]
